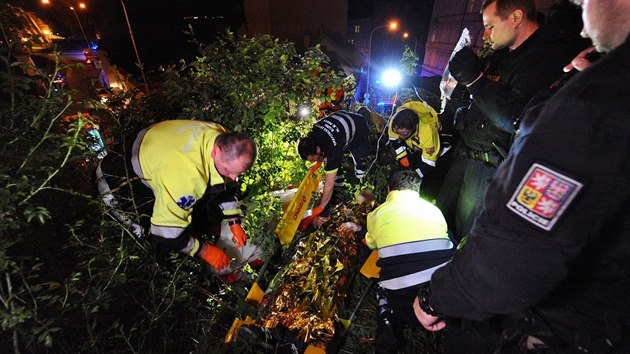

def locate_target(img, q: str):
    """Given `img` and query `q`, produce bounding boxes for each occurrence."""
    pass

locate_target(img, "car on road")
[83,48,98,64]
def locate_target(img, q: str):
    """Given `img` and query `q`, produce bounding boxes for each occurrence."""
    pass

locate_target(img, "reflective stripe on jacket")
[387,101,441,165]
[313,110,365,173]
[366,190,455,290]
[130,120,228,253]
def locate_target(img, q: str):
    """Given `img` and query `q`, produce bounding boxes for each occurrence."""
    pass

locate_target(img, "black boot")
[374,286,400,354]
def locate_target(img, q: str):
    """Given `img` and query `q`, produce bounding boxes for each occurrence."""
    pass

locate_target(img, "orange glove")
[197,243,229,271]
[298,206,325,232]
[311,205,324,217]
[229,223,247,248]
[310,160,323,172]
[399,156,410,167]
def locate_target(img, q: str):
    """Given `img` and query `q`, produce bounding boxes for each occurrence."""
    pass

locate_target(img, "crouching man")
[95,119,260,283]
[340,170,456,353]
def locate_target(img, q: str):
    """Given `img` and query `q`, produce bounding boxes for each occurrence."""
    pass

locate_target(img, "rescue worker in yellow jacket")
[339,170,456,353]
[387,101,442,178]
[96,120,257,275]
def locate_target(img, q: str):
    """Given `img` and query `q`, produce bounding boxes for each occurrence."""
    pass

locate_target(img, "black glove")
[449,46,482,86]
[453,106,468,130]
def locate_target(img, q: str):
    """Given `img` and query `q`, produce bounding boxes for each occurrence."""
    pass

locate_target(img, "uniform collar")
[386,189,421,202]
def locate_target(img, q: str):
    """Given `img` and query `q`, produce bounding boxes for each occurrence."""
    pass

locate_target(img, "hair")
[215,132,257,169]
[481,0,537,22]
[391,109,418,131]
[357,106,371,121]
[297,135,318,160]
[388,170,422,193]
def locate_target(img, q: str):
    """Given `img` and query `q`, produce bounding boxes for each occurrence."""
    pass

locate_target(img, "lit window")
[354,25,360,33]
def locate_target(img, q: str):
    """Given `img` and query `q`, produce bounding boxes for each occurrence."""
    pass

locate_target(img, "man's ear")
[512,9,524,28]
[211,144,219,159]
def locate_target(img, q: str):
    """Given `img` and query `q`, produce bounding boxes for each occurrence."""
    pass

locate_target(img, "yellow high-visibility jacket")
[387,101,441,166]
[131,120,230,254]
[366,190,455,290]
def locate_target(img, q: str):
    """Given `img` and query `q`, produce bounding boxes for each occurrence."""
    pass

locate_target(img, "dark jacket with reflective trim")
[312,110,363,173]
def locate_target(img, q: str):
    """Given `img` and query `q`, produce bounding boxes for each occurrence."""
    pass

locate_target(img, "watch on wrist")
[417,285,439,316]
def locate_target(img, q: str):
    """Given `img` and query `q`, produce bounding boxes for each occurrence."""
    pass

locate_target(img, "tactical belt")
[462,148,502,167]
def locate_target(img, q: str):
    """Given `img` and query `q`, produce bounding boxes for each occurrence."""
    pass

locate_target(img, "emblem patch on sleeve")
[176,195,196,210]
[506,163,582,231]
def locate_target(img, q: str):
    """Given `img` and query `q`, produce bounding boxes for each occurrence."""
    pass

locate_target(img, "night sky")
[19,0,435,77]
[90,0,246,74]
[16,0,245,74]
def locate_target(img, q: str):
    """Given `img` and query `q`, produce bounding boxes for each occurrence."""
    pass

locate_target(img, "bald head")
[213,132,257,180]
[573,0,630,53]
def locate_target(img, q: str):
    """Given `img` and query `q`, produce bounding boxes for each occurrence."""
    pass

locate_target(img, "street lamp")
[69,4,90,48]
[366,21,398,94]
[403,32,418,53]
[119,0,149,95]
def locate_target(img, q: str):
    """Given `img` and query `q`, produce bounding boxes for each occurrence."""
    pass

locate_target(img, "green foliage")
[477,37,495,58]
[0,11,96,351]
[401,45,420,76]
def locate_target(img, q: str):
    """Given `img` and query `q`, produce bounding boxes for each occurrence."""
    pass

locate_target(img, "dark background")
[17,0,435,77]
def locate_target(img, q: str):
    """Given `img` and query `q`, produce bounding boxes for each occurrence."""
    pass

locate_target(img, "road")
[32,40,133,103]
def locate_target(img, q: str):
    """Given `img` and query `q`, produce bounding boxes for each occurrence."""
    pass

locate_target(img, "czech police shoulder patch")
[176,195,196,210]
[506,163,582,231]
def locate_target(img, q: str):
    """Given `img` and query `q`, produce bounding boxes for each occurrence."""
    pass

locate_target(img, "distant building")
[242,0,348,52]
[421,0,564,76]
[347,17,372,57]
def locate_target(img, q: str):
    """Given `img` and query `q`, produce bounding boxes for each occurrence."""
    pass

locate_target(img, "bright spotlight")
[298,104,311,118]
[382,69,402,87]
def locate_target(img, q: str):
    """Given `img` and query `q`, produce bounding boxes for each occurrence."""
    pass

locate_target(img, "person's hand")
[398,156,410,167]
[229,223,247,248]
[413,296,447,332]
[298,205,325,232]
[311,205,324,217]
[310,160,323,172]
[449,46,482,86]
[563,46,596,72]
[197,243,230,271]
[338,222,361,235]
[314,216,329,228]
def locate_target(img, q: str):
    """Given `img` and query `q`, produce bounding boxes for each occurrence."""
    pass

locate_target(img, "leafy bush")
[0,11,94,350]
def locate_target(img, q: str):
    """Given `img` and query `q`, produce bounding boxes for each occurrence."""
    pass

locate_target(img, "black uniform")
[437,26,577,240]
[311,110,371,178]
[428,35,630,353]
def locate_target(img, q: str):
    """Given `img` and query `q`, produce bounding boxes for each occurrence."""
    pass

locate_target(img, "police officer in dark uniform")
[437,0,578,241]
[413,0,630,352]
